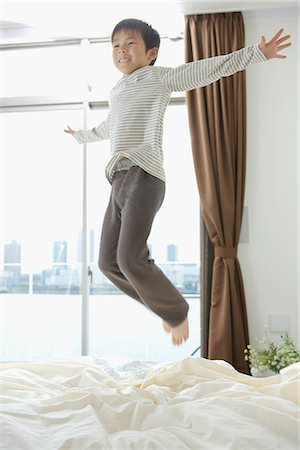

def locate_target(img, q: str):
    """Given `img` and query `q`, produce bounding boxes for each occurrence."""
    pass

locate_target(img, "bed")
[1,355,299,449]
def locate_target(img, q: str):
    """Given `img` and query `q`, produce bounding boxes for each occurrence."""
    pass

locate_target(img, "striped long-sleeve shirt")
[73,43,267,184]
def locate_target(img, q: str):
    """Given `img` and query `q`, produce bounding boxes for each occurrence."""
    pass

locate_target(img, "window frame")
[1,35,203,360]
[1,94,202,358]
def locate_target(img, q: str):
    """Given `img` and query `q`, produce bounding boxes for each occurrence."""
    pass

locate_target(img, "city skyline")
[3,106,199,276]
[2,233,193,270]
[1,236,199,295]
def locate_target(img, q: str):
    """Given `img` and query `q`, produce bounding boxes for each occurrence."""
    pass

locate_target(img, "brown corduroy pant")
[98,163,189,327]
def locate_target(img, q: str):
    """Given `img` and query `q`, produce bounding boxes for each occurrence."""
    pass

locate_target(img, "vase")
[250,366,277,377]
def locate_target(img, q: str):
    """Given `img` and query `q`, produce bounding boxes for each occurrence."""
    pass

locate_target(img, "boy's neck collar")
[122,65,152,78]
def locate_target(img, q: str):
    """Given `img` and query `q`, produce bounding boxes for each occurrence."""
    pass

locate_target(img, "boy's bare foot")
[162,320,172,333]
[162,317,189,346]
[171,317,189,346]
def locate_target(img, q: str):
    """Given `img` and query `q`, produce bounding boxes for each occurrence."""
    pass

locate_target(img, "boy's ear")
[147,47,159,63]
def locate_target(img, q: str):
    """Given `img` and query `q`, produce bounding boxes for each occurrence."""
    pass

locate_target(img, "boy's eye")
[113,41,136,48]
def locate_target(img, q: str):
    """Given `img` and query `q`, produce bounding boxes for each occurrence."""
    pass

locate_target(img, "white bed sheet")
[1,356,299,450]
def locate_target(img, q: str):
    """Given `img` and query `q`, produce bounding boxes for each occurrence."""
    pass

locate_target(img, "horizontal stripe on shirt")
[73,43,267,183]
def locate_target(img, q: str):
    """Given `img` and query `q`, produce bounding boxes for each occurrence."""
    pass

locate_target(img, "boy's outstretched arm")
[258,28,291,59]
[159,28,292,92]
[64,113,110,144]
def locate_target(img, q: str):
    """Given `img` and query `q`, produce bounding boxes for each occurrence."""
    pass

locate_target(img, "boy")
[65,19,291,346]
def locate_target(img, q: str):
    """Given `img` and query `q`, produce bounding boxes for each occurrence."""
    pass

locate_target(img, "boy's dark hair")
[111,18,160,66]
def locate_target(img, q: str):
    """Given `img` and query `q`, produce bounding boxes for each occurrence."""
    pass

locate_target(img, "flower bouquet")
[244,332,300,377]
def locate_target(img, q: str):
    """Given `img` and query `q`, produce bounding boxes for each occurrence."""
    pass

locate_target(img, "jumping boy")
[64,19,291,346]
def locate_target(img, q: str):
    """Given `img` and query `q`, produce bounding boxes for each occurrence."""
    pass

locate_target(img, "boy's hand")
[64,125,75,135]
[259,28,292,60]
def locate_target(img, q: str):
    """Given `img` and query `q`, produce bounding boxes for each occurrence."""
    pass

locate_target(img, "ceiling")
[177,1,299,15]
[0,1,183,41]
[1,1,298,42]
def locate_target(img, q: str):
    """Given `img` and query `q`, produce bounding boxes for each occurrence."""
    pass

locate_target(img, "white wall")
[238,7,299,345]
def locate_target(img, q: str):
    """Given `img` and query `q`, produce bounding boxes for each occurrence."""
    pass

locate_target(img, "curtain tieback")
[214,247,237,258]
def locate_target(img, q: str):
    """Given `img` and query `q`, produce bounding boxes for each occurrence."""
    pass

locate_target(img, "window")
[87,103,200,361]
[1,36,200,363]
[1,109,83,361]
[2,45,84,97]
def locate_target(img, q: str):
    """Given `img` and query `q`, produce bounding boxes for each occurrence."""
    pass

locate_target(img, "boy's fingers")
[270,28,284,43]
[277,43,292,52]
[276,34,291,44]
[64,126,73,132]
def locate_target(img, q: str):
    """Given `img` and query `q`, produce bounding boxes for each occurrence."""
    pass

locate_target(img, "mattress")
[1,355,299,449]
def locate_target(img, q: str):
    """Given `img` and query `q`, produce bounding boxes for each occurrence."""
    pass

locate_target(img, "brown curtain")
[185,12,250,374]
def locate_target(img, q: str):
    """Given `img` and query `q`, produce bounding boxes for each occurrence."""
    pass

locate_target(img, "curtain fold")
[184,12,250,374]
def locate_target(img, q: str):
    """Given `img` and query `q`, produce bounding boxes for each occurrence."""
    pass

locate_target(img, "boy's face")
[112,29,158,75]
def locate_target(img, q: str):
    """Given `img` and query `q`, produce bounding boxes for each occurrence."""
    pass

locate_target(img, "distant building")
[53,241,67,266]
[167,244,178,262]
[4,240,21,264]
[4,240,21,276]
[33,267,80,294]
[159,262,199,294]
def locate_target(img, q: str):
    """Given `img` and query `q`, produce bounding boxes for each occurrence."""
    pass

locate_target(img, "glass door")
[1,102,201,363]
[86,104,201,362]
[1,109,83,361]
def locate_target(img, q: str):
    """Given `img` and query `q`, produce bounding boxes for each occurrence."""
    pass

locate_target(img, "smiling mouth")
[119,58,131,63]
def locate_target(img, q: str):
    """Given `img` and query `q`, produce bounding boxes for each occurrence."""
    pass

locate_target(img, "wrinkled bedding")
[1,356,299,449]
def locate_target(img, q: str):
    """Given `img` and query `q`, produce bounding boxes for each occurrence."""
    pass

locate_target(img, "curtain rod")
[0,96,185,112]
[0,33,183,51]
